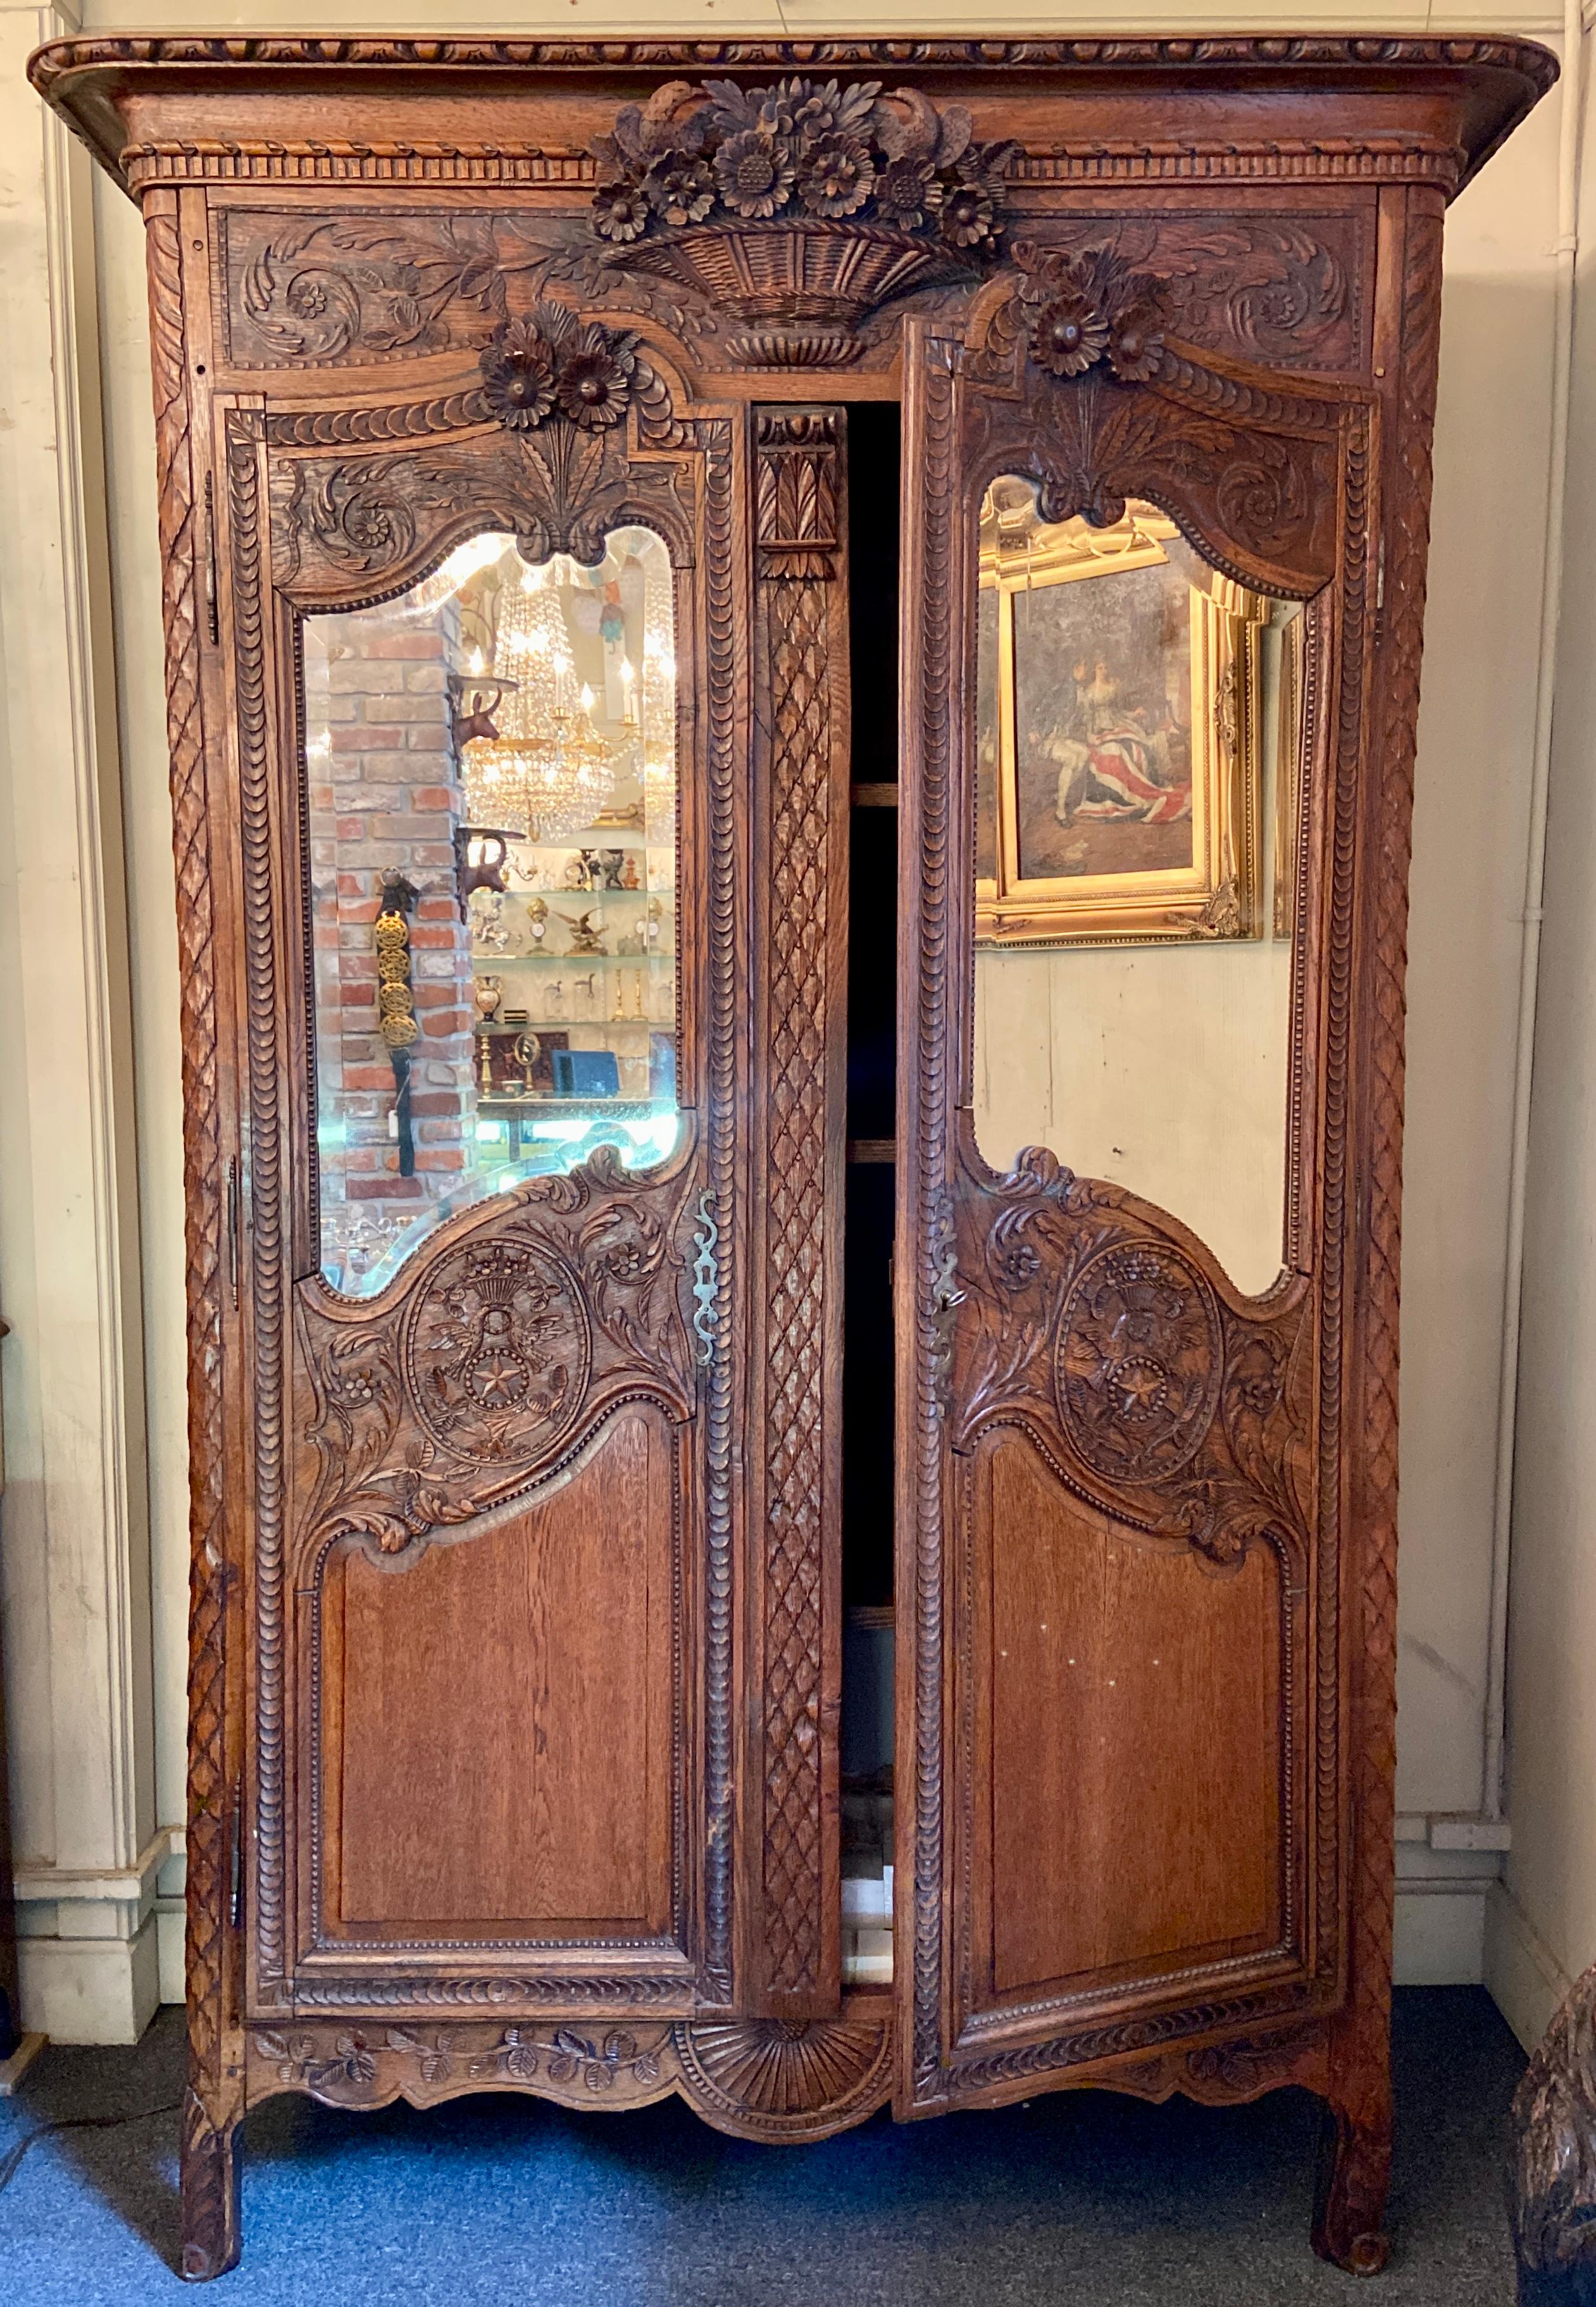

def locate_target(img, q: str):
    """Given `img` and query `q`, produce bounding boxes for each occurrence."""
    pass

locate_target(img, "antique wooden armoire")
[33,32,1553,2282]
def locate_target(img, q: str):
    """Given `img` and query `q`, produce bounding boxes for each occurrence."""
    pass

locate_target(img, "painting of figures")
[1012,560,1194,883]
[974,483,1265,945]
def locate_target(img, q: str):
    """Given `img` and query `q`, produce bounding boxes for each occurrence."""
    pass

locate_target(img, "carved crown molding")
[30,35,1556,199]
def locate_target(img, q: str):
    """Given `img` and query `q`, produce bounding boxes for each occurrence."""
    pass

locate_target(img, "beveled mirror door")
[307,524,682,1298]
[971,479,1304,1297]
[895,294,1366,2123]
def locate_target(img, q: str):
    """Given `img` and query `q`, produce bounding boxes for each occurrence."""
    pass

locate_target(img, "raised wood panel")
[323,1408,674,1940]
[975,1430,1280,2004]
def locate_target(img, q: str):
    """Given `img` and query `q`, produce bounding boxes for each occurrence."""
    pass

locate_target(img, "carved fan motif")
[404,1234,592,1465]
[674,2018,890,2129]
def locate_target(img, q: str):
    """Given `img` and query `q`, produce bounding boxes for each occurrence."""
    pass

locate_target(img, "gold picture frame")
[975,489,1269,946]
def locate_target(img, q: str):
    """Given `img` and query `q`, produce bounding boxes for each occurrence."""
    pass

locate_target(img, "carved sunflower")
[797,137,875,218]
[940,180,997,251]
[714,128,796,220]
[1107,302,1165,383]
[642,151,716,227]
[479,320,558,430]
[592,182,651,244]
[755,81,800,137]
[1030,291,1109,378]
[875,155,940,230]
[554,330,637,430]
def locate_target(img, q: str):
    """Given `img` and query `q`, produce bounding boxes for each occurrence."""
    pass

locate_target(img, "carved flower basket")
[602,221,974,365]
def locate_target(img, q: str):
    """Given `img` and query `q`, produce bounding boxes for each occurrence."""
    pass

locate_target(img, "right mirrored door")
[973,478,1305,1297]
[894,310,1349,2123]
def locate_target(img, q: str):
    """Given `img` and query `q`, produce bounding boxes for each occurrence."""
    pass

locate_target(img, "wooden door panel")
[324,1406,675,1940]
[973,1429,1281,2007]
[216,318,751,2018]
[895,272,1367,2114]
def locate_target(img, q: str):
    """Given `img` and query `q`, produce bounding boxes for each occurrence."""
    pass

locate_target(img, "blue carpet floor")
[0,1987,1521,2304]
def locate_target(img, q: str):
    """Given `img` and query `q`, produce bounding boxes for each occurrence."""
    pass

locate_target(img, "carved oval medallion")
[1054,1239,1222,1483]
[405,1232,591,1467]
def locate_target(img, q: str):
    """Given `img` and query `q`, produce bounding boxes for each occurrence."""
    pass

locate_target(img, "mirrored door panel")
[305,525,680,1296]
[972,481,1304,1296]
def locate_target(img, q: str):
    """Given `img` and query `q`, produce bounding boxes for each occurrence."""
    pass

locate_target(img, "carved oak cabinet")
[33,32,1552,2282]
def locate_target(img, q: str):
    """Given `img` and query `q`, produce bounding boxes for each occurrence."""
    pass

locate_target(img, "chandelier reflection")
[459,553,640,844]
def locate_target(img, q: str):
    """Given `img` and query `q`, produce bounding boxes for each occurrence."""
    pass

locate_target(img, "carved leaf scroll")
[957,1146,1311,1572]
[299,1153,696,1561]
[1021,218,1366,372]
[224,211,716,371]
[268,327,682,596]
[967,240,1344,594]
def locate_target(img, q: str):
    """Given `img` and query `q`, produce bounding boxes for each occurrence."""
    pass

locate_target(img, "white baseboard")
[157,1897,184,2005]
[1394,1879,1490,1984]
[12,1826,177,2044]
[1483,1879,1573,2053]
[17,1913,160,2046]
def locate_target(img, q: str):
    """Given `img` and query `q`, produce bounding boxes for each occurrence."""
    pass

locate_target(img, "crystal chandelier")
[461,556,624,843]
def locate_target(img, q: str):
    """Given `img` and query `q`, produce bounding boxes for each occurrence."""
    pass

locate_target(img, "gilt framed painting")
[975,484,1268,945]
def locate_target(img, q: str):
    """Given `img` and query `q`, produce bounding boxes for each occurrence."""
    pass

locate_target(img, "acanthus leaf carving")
[270,335,681,592]
[299,1154,698,1562]
[968,239,1345,594]
[225,210,717,371]
[1018,218,1363,372]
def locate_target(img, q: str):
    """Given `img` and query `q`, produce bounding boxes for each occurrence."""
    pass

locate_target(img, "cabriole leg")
[180,2089,241,2282]
[1312,2092,1392,2275]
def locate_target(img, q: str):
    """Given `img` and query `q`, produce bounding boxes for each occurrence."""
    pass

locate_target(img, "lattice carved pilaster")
[752,408,847,2012]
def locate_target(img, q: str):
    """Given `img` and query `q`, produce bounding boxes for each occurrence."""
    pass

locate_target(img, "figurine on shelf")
[474,975,504,1027]
[621,856,641,891]
[562,855,589,891]
[526,895,549,947]
[559,909,608,956]
[602,849,627,891]
[471,888,510,951]
[547,979,565,1019]
[578,848,601,889]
